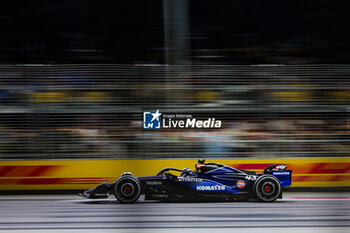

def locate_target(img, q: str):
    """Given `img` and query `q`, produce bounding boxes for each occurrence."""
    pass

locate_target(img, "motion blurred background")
[0,0,349,190]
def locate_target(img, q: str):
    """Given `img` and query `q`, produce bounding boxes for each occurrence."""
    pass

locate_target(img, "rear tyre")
[253,175,281,202]
[114,175,141,203]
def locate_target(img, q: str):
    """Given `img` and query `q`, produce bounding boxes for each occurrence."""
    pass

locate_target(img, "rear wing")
[264,164,292,188]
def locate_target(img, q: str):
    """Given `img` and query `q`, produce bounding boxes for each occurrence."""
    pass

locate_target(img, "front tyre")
[253,175,281,202]
[114,175,141,203]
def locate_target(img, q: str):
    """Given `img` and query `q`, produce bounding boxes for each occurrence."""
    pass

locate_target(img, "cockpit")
[195,159,223,173]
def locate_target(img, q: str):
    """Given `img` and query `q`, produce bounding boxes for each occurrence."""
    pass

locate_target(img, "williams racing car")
[79,159,292,203]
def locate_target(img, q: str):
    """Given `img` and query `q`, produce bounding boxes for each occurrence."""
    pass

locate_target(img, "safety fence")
[1,64,350,159]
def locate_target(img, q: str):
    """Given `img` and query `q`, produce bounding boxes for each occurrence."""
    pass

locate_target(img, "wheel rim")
[121,183,135,197]
[261,182,275,196]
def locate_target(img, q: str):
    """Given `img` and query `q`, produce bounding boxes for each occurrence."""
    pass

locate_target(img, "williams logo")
[143,109,222,129]
[143,109,162,129]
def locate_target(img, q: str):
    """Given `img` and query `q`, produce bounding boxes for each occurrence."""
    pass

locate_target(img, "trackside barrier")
[0,158,349,190]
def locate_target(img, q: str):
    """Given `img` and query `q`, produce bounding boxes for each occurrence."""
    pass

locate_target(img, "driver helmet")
[195,159,205,171]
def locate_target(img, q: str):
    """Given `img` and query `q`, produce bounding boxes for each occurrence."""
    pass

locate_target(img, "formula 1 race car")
[79,159,292,203]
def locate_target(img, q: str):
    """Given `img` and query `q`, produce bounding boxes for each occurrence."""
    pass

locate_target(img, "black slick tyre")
[253,175,281,202]
[114,175,141,203]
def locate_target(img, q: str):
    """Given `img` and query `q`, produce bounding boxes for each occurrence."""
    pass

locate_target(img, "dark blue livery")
[79,160,292,203]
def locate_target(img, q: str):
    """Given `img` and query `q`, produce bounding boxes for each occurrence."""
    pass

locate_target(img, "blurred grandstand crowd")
[0,65,349,159]
[0,1,349,159]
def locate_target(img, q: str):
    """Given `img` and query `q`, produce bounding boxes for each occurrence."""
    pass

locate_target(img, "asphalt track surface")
[0,193,349,233]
